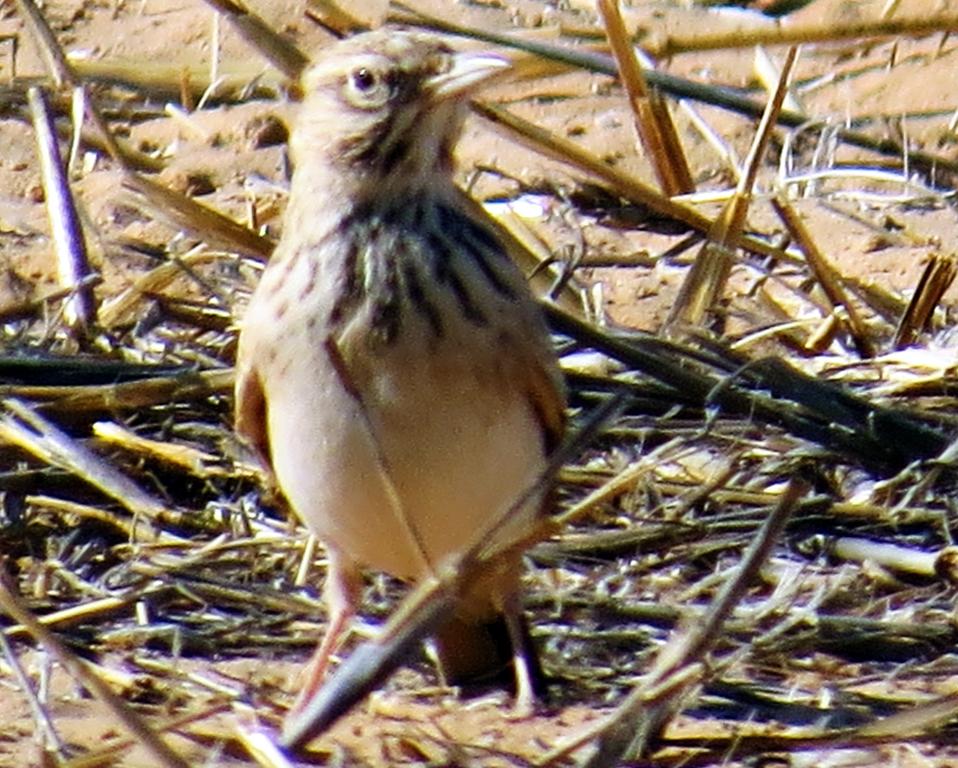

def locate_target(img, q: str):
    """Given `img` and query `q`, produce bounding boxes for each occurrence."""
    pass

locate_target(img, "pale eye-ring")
[344,65,390,107]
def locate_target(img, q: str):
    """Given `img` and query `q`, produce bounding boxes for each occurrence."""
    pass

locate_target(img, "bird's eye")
[351,67,377,92]
[343,65,390,108]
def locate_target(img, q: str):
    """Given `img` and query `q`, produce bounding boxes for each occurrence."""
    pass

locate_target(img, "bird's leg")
[289,548,363,716]
[503,594,537,718]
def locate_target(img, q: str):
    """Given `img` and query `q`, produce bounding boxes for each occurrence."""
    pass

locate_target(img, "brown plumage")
[235,29,566,716]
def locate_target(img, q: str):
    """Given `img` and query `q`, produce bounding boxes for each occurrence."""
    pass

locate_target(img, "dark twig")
[27,86,95,331]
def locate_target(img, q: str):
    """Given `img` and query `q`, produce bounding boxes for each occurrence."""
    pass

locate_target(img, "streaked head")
[291,30,508,198]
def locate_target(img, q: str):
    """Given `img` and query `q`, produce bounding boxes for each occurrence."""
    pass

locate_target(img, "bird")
[234,28,566,716]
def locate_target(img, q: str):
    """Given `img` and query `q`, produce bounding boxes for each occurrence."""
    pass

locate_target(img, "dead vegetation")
[3,0,958,765]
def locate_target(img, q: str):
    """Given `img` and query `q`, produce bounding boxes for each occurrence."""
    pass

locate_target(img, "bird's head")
[290,30,508,202]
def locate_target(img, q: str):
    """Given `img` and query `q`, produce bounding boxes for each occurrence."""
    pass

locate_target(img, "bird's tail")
[431,609,545,696]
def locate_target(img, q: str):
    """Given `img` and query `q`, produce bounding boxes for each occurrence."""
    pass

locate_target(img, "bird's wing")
[448,186,569,454]
[234,354,273,474]
[507,329,567,456]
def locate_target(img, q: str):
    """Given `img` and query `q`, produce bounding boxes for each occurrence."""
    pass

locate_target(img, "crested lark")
[235,29,566,714]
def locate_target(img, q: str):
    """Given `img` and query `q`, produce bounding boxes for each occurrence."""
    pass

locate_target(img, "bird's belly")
[266,339,547,581]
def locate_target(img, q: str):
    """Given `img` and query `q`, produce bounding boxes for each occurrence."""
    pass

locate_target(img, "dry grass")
[3,0,958,766]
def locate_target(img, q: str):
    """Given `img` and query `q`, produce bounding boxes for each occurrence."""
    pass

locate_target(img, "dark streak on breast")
[445,265,486,327]
[428,230,452,286]
[436,202,516,299]
[299,257,320,301]
[423,212,489,326]
[328,235,365,326]
[368,243,402,345]
[401,257,443,338]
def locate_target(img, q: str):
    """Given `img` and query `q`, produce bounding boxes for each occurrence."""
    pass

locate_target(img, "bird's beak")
[427,51,510,101]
